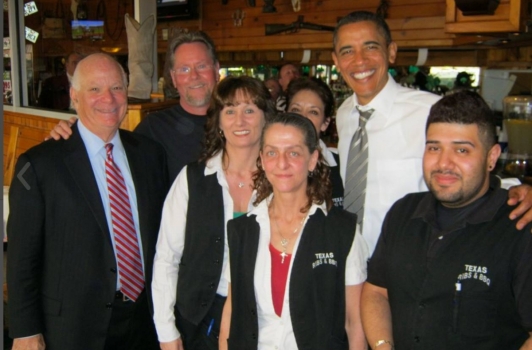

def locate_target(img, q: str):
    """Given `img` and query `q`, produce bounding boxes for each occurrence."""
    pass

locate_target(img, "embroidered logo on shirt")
[457,264,491,286]
[312,252,337,268]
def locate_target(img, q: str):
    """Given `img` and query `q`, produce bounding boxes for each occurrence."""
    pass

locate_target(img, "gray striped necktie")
[344,107,374,226]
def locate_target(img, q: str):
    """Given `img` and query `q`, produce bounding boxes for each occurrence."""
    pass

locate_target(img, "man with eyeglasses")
[49,31,220,182]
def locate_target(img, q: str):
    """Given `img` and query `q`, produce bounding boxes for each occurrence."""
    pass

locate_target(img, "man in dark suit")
[7,53,168,350]
[37,52,83,110]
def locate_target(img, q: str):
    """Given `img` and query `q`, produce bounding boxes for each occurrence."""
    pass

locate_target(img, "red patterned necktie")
[105,143,144,301]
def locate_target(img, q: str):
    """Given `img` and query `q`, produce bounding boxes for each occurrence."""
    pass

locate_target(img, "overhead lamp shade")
[454,0,500,15]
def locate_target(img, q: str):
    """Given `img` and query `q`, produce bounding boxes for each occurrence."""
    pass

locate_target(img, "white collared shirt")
[336,76,520,253]
[151,152,254,342]
[336,76,441,253]
[319,139,338,167]
[225,196,369,350]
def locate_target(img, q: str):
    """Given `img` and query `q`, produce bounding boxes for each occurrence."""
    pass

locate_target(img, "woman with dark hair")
[152,76,276,350]
[286,77,344,208]
[219,113,369,350]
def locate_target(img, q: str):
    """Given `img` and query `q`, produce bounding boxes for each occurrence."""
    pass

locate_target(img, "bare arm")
[46,117,76,140]
[507,184,532,231]
[159,338,183,350]
[361,282,394,350]
[519,333,532,350]
[12,334,45,350]
[345,283,367,350]
[219,285,232,350]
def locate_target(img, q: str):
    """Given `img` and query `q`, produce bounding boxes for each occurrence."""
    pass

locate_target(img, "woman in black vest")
[152,76,276,350]
[220,113,369,350]
[286,77,345,208]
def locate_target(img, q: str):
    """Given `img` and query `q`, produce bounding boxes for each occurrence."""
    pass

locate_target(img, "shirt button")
[209,283,215,289]
[106,303,112,309]
[215,237,222,243]
[213,259,220,264]
[110,268,116,273]
[252,333,257,340]
[414,336,420,343]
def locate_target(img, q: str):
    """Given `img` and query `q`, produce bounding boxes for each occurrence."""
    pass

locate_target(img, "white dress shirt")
[225,196,369,350]
[336,76,520,253]
[336,75,441,253]
[319,139,338,167]
[151,152,253,342]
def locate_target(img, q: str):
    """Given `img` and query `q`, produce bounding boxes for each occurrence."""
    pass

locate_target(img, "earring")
[219,129,224,138]
[308,170,314,178]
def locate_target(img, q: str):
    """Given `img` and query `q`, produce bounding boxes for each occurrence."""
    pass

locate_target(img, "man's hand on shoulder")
[45,116,77,141]
[160,337,184,350]
[12,334,46,350]
[508,184,532,232]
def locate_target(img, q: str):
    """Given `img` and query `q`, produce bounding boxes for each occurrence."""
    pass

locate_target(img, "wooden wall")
[154,0,532,68]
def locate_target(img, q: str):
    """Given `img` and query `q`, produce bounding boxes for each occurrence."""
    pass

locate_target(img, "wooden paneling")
[3,112,63,186]
[445,0,525,33]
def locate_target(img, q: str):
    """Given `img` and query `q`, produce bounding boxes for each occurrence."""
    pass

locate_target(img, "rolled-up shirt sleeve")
[151,167,189,342]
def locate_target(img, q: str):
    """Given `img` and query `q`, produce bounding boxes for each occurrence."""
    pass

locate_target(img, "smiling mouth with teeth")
[234,130,250,135]
[352,70,375,79]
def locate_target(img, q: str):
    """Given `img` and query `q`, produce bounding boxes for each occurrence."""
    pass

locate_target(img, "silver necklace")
[238,182,245,188]
[272,211,305,264]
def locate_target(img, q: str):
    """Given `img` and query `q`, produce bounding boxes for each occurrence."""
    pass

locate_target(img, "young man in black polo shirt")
[361,90,532,350]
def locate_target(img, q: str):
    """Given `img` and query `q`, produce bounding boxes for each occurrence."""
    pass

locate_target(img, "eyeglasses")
[172,63,214,76]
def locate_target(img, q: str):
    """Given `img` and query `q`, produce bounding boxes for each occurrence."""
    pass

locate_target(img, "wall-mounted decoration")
[263,0,276,13]
[291,0,300,12]
[232,9,245,27]
[42,0,66,39]
[265,16,334,36]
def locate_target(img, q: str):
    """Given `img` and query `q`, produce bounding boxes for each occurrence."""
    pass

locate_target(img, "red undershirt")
[269,243,292,317]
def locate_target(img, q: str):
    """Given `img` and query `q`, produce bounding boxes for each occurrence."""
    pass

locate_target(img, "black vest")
[329,152,344,209]
[175,162,225,325]
[227,206,357,350]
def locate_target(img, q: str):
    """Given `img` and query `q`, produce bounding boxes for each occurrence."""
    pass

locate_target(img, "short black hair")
[334,11,392,49]
[426,90,497,149]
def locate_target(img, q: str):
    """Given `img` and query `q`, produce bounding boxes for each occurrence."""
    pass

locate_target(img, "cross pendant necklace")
[272,206,306,264]
[280,238,289,263]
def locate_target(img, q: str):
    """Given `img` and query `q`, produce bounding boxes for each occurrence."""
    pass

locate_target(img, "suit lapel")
[63,124,112,243]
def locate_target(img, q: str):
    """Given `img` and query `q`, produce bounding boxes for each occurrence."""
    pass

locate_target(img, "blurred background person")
[38,51,84,110]
[286,77,344,208]
[264,77,282,102]
[152,76,276,350]
[276,63,301,111]
[220,113,368,350]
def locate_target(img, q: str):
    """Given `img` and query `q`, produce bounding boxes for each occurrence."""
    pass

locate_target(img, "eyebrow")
[426,140,475,147]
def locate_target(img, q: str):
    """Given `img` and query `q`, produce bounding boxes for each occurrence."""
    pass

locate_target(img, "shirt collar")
[204,151,224,175]
[77,119,124,157]
[248,193,328,219]
[350,73,397,119]
[319,139,337,166]
[412,175,506,227]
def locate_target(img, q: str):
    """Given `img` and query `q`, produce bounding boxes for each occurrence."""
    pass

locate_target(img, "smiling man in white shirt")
[332,10,532,253]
